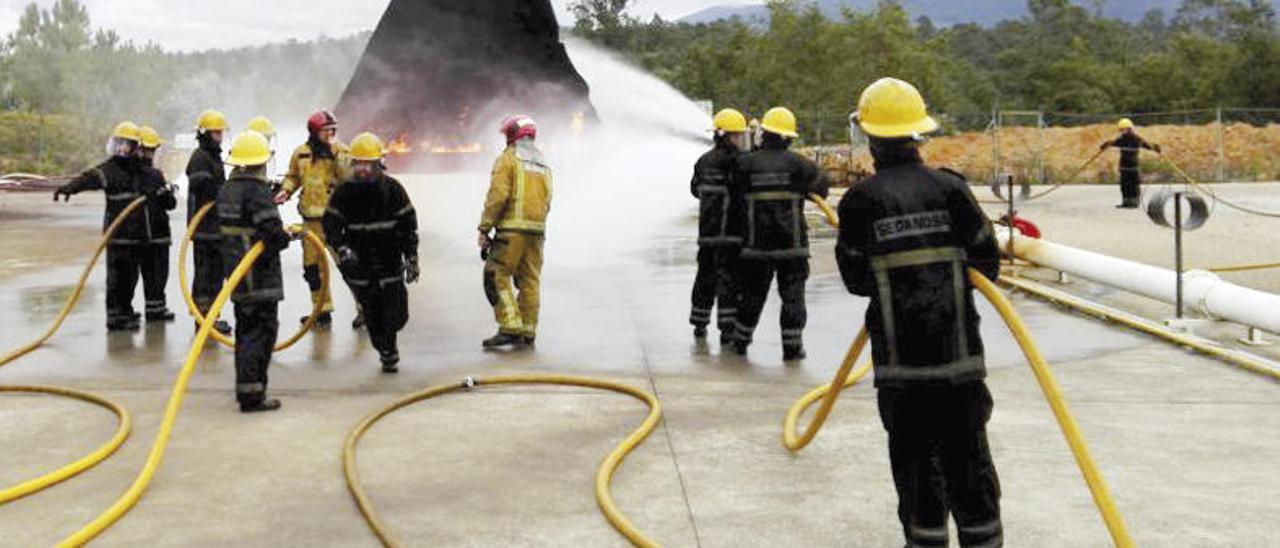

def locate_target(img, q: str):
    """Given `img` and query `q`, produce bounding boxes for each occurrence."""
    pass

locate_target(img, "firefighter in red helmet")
[276,110,352,328]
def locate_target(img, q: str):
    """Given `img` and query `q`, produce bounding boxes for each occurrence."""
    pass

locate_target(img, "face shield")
[848,113,869,151]
[726,131,750,152]
[106,137,139,158]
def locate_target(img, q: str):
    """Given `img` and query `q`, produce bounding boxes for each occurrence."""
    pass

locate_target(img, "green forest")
[1,0,1277,173]
[571,0,1280,135]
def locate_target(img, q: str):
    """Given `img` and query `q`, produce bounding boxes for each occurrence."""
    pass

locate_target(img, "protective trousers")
[192,241,224,315]
[351,281,408,363]
[484,231,543,338]
[690,246,739,333]
[1119,169,1141,206]
[105,245,141,326]
[303,219,335,314]
[735,258,808,352]
[140,245,170,319]
[877,382,1002,548]
[233,301,279,405]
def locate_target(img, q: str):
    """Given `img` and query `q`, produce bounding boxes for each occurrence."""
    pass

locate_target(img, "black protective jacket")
[729,139,829,260]
[186,138,226,242]
[60,156,152,246]
[140,164,177,245]
[216,171,291,304]
[323,174,419,287]
[1105,132,1158,172]
[836,149,999,387]
[690,140,742,247]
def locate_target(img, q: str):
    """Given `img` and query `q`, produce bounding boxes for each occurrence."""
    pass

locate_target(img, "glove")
[337,246,359,270]
[53,185,73,202]
[404,256,421,284]
[478,231,492,261]
[1099,143,1109,152]
[273,191,290,205]
[1154,144,1163,154]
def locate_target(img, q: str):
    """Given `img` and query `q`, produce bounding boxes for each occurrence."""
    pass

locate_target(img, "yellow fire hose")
[343,374,663,548]
[793,195,1135,547]
[178,202,329,350]
[58,241,267,546]
[0,198,145,505]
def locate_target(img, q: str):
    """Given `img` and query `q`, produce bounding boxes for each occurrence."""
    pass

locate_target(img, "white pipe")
[998,229,1280,333]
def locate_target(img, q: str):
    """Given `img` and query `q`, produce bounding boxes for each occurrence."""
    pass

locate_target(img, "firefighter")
[53,122,149,331]
[1101,118,1161,209]
[323,132,420,373]
[136,126,177,322]
[217,130,293,413]
[836,77,1003,548]
[728,107,829,361]
[478,115,551,349]
[689,108,749,344]
[186,109,233,335]
[275,110,350,329]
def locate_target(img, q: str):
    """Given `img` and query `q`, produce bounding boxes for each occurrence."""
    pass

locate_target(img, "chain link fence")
[793,108,1280,187]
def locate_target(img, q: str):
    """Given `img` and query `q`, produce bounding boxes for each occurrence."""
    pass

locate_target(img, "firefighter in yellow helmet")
[478,115,551,349]
[186,109,232,335]
[323,132,420,373]
[54,122,151,331]
[689,108,749,345]
[275,110,351,328]
[728,107,829,361]
[218,130,293,413]
[838,77,1002,548]
[1100,117,1161,208]
[136,125,178,322]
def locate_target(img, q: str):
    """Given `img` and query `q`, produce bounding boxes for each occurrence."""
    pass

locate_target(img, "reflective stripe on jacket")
[479,143,553,234]
[282,142,351,219]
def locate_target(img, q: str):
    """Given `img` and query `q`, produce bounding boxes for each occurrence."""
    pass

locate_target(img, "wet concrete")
[0,177,1276,546]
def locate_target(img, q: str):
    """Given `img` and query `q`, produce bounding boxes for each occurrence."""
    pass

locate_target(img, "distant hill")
[678,0,1274,26]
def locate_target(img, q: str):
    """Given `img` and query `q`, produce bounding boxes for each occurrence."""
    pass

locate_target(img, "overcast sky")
[0,0,746,52]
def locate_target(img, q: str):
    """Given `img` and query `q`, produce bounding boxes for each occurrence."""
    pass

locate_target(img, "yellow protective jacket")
[281,141,351,219]
[479,143,553,234]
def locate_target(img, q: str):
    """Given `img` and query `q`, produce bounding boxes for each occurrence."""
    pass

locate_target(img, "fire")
[387,134,413,154]
[417,140,482,155]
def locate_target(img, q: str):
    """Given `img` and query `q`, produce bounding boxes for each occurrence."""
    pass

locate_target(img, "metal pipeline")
[996,228,1280,334]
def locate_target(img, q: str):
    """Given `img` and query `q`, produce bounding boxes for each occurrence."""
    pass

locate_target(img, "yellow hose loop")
[0,197,148,367]
[178,202,330,351]
[781,328,872,452]
[0,385,131,504]
[969,271,1134,547]
[343,374,663,548]
[1205,261,1280,274]
[60,242,266,547]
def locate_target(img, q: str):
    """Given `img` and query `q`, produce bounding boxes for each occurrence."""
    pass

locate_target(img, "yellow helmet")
[246,116,276,138]
[1118,118,1134,130]
[349,132,385,162]
[112,121,141,142]
[138,126,162,149]
[713,109,748,133]
[761,107,799,138]
[227,131,273,167]
[855,77,939,139]
[196,109,229,133]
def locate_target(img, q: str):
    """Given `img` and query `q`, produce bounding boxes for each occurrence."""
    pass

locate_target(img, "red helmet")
[499,115,537,144]
[307,110,338,135]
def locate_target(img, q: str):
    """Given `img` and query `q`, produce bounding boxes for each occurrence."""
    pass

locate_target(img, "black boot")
[731,340,749,356]
[693,325,708,338]
[198,319,233,335]
[378,348,399,373]
[239,398,282,413]
[303,312,333,328]
[784,346,807,362]
[522,335,537,347]
[107,317,141,332]
[146,309,176,322]
[482,332,526,349]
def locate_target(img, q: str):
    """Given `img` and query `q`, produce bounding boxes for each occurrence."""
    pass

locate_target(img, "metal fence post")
[1216,107,1226,182]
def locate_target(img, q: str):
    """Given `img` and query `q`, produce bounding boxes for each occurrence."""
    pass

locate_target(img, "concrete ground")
[0,180,1276,547]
